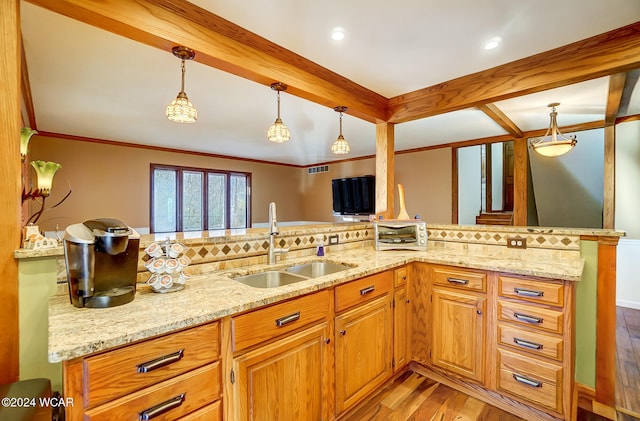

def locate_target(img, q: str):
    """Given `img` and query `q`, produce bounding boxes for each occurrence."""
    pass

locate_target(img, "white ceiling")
[20,1,640,166]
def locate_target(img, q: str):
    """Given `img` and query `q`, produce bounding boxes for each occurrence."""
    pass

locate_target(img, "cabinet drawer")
[85,362,221,421]
[498,300,564,334]
[232,290,330,352]
[497,349,562,413]
[497,323,564,361]
[394,266,408,287]
[335,271,392,313]
[179,400,222,421]
[85,323,219,407]
[499,275,564,307]
[432,267,486,292]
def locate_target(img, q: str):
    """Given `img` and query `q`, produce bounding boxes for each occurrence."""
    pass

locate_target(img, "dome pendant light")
[267,82,291,143]
[530,103,577,157]
[331,106,350,155]
[166,46,198,123]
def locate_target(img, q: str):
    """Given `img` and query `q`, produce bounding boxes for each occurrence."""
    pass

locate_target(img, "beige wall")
[300,148,453,223]
[29,135,454,231]
[29,135,304,231]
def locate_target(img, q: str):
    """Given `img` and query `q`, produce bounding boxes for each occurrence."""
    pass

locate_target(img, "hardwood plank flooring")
[342,370,633,421]
[616,306,640,418]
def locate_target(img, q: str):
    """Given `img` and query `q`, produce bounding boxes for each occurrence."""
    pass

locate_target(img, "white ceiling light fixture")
[484,37,501,50]
[331,106,350,155]
[331,27,345,41]
[530,102,577,157]
[267,82,291,143]
[166,46,198,123]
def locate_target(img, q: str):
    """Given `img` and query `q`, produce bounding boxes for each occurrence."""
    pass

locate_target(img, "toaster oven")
[374,221,427,251]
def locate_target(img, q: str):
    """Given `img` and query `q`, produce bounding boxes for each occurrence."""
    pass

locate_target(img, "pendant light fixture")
[331,106,350,155]
[267,82,291,143]
[166,46,198,123]
[530,103,577,157]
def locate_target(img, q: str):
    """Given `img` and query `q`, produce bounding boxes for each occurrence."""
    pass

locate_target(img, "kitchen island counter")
[48,246,584,363]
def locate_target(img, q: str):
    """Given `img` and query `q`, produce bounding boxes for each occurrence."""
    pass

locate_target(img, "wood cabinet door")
[393,286,410,372]
[231,322,333,421]
[335,295,392,413]
[431,286,486,383]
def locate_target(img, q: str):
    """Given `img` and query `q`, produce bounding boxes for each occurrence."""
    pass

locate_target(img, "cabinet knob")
[339,330,346,336]
[406,299,410,304]
[476,309,482,315]
[324,338,331,344]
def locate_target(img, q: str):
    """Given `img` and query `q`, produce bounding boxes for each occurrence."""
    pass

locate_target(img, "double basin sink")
[233,261,354,288]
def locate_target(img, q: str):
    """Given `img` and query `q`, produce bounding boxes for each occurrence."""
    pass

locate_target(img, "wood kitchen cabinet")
[228,290,333,421]
[334,271,393,414]
[393,266,411,372]
[430,266,487,383]
[62,322,222,421]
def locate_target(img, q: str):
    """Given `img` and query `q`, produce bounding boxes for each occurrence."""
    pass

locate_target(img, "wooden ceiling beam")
[605,73,627,127]
[388,22,640,123]
[477,103,523,138]
[25,0,388,123]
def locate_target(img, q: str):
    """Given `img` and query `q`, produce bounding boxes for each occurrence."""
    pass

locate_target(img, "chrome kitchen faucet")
[268,202,289,264]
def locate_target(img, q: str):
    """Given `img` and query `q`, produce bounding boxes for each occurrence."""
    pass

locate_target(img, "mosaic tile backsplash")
[34,222,619,285]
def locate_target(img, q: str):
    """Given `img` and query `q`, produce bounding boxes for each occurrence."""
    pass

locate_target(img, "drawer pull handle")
[360,286,375,296]
[275,311,300,327]
[514,288,544,297]
[514,312,543,324]
[513,337,544,350]
[137,349,184,373]
[138,393,185,420]
[447,277,469,285]
[512,373,542,388]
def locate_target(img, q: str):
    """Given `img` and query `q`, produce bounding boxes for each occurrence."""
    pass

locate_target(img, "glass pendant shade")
[530,103,577,157]
[268,83,291,142]
[31,160,61,196]
[20,127,38,161]
[268,118,291,143]
[166,46,197,123]
[332,106,350,155]
[331,134,350,154]
[166,91,197,123]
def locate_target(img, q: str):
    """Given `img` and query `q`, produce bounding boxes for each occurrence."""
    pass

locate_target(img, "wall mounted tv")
[332,175,375,215]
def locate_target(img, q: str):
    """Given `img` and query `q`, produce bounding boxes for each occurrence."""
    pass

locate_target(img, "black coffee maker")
[63,218,139,308]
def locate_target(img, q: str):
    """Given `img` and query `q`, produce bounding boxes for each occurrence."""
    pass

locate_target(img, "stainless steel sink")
[234,261,354,288]
[284,262,352,278]
[233,270,308,289]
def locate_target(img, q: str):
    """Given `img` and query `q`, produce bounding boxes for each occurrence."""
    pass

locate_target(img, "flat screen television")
[331,175,375,215]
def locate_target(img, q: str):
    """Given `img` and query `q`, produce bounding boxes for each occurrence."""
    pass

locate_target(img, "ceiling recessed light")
[331,28,345,41]
[484,37,501,50]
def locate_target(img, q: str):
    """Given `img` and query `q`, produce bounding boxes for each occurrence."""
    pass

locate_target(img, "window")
[151,164,250,233]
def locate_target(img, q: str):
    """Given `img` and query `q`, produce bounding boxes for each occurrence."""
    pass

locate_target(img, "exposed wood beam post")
[0,0,22,384]
[451,148,458,223]
[605,73,627,127]
[388,23,640,123]
[595,236,619,407]
[478,104,523,138]
[603,126,615,229]
[512,138,528,226]
[375,122,394,219]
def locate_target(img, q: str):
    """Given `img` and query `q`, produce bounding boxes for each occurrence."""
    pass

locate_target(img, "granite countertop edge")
[48,248,584,363]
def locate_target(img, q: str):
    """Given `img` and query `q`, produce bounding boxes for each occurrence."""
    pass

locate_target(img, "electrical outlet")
[506,237,527,249]
[328,234,339,245]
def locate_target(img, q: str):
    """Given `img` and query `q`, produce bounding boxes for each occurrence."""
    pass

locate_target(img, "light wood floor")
[616,306,640,418]
[342,370,636,421]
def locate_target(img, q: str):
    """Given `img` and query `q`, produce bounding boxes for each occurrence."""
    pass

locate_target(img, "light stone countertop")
[48,247,584,363]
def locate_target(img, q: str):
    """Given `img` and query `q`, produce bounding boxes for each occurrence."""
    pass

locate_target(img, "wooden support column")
[595,236,619,408]
[0,0,22,384]
[512,138,528,226]
[603,126,615,229]
[375,122,395,219]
